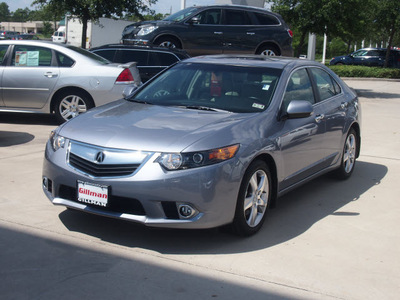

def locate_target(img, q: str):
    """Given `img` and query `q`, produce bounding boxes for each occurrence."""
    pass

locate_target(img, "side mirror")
[286,100,313,119]
[123,86,138,99]
[188,17,200,25]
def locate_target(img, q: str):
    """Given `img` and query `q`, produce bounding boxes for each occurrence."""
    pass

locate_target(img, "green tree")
[0,2,11,22]
[375,0,400,67]
[271,0,373,57]
[34,0,158,49]
[11,8,31,22]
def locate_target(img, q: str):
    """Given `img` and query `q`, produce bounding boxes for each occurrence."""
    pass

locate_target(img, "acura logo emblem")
[95,152,105,163]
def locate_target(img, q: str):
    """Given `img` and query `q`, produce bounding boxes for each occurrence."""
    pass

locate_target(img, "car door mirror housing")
[286,100,313,119]
[188,17,200,25]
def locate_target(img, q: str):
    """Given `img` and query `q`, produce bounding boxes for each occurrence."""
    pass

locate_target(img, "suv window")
[253,12,280,25]
[120,49,148,65]
[224,9,251,25]
[93,49,117,61]
[193,9,221,25]
[310,68,341,101]
[12,45,52,67]
[149,52,179,66]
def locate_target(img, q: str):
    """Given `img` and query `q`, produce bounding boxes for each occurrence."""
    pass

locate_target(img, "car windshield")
[66,45,110,64]
[163,7,200,22]
[131,62,281,113]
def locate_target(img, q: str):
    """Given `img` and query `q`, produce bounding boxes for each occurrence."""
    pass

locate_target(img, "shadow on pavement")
[0,131,35,147]
[355,89,400,99]
[0,226,297,300]
[58,160,387,254]
[0,112,58,126]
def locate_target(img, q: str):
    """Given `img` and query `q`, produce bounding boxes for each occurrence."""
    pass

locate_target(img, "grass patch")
[329,65,400,79]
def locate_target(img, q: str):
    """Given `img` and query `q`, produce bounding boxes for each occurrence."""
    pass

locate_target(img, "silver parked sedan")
[42,55,361,236]
[0,40,141,123]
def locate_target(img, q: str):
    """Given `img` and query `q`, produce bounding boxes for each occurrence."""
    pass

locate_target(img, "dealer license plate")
[77,181,109,207]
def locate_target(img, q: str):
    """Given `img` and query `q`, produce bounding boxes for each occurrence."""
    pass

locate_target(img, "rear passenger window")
[254,12,280,25]
[56,51,75,67]
[119,50,148,66]
[310,68,341,101]
[12,46,52,67]
[149,52,179,66]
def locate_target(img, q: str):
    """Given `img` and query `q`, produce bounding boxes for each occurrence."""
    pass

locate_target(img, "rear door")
[2,44,59,109]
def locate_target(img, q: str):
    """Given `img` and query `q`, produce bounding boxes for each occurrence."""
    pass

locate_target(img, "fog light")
[43,177,49,190]
[178,204,197,219]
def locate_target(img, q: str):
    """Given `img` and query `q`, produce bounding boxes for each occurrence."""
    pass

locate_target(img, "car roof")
[90,44,190,57]
[186,4,282,16]
[181,54,321,70]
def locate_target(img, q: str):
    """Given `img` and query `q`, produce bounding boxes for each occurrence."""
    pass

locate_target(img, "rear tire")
[257,45,279,56]
[232,160,271,236]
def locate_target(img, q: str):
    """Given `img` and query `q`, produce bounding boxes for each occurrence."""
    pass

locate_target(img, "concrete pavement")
[0,78,399,300]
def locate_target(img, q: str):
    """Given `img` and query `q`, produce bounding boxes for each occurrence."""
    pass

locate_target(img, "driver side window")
[282,69,315,110]
[194,9,221,25]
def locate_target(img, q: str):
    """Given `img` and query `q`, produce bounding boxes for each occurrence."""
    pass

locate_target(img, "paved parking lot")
[1,78,399,300]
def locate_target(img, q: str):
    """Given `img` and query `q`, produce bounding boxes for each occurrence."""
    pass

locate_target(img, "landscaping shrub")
[329,65,400,79]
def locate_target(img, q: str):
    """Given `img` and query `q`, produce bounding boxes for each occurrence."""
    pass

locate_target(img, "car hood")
[59,100,251,152]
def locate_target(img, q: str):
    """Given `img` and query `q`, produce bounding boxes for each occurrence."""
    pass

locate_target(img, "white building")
[0,21,44,34]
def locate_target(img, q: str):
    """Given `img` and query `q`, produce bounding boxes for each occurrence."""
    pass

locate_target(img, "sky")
[3,0,216,15]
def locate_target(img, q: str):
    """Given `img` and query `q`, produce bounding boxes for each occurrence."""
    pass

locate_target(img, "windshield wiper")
[183,105,228,112]
[129,99,152,105]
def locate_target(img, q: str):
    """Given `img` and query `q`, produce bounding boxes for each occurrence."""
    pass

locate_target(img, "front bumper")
[42,140,242,229]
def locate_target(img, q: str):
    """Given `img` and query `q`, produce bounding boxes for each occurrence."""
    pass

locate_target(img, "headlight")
[137,25,158,36]
[158,144,239,171]
[49,130,65,151]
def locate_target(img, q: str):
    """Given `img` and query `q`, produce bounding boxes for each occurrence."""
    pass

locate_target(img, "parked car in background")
[43,55,361,236]
[12,34,40,40]
[90,44,190,82]
[329,47,400,68]
[122,5,293,57]
[0,40,141,123]
[0,30,19,40]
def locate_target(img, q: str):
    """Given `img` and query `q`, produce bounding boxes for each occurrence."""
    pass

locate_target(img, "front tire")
[155,36,181,49]
[335,128,358,179]
[54,90,94,123]
[232,160,272,236]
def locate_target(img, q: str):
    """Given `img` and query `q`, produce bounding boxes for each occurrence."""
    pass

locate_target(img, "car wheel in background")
[257,45,279,56]
[335,128,358,179]
[232,160,271,236]
[54,89,94,123]
[155,36,181,49]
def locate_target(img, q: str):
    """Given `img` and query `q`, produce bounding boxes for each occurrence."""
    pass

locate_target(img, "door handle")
[315,114,325,123]
[247,32,255,35]
[44,72,58,78]
[214,32,223,35]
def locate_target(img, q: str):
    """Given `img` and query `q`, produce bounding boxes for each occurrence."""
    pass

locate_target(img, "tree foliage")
[33,0,158,48]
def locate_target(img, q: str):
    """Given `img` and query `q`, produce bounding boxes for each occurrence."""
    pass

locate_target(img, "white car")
[0,40,141,123]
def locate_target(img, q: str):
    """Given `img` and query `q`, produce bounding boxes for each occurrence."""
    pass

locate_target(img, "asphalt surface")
[0,78,399,300]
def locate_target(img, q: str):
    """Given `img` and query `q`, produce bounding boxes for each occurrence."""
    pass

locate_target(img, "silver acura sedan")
[0,40,141,123]
[42,55,361,236]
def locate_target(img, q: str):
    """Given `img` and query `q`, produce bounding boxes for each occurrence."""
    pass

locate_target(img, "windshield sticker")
[252,103,265,110]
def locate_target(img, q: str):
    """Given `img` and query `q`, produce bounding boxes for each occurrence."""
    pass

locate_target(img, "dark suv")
[90,44,190,82]
[122,5,293,57]
[330,48,400,68]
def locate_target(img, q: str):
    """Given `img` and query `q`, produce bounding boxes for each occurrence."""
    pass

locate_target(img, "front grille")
[58,184,146,215]
[69,152,140,177]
